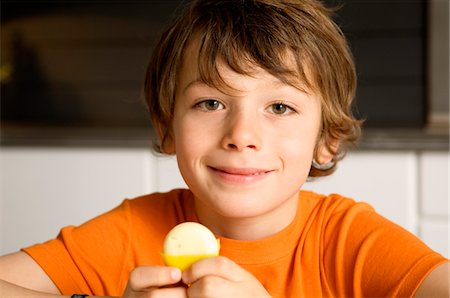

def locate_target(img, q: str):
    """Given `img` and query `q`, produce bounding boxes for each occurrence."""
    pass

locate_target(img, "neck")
[194,192,299,241]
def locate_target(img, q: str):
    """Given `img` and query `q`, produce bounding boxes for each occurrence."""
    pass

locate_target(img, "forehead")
[177,37,315,96]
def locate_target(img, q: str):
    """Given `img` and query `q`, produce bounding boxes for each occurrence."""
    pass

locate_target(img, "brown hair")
[144,0,362,177]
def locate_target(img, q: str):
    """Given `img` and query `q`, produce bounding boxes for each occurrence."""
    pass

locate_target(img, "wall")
[1,147,448,258]
[428,0,450,125]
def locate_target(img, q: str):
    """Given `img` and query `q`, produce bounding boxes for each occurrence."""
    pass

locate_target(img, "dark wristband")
[71,295,89,298]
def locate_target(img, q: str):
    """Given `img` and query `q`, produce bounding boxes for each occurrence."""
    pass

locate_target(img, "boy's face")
[169,44,327,231]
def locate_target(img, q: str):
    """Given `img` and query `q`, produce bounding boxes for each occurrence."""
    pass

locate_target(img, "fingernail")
[171,268,181,280]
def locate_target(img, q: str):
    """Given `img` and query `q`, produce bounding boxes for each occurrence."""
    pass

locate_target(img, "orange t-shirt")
[23,189,447,297]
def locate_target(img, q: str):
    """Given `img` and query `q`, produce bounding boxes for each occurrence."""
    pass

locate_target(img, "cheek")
[282,138,315,168]
[279,138,315,187]
[173,116,214,157]
[275,120,319,168]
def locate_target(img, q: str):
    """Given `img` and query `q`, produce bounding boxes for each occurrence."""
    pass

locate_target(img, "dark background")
[1,0,427,137]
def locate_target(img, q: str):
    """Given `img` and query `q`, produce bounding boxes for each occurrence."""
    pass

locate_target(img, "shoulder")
[299,190,374,217]
[70,188,195,239]
[298,190,382,240]
[298,190,448,297]
[121,188,196,227]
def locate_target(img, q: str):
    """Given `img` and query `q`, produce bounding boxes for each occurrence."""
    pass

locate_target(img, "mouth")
[208,166,274,183]
[211,167,272,175]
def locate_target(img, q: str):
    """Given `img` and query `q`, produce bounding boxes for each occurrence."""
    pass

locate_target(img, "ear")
[161,136,176,155]
[154,121,176,155]
[315,137,339,165]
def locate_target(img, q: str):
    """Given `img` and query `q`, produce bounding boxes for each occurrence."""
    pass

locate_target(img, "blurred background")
[0,0,448,257]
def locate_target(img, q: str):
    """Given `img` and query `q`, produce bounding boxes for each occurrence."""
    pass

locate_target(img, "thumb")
[127,266,182,291]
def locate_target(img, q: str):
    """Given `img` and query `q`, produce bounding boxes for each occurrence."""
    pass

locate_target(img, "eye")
[269,102,295,115]
[195,99,224,111]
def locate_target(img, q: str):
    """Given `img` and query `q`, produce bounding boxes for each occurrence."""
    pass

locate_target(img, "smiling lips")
[209,166,274,184]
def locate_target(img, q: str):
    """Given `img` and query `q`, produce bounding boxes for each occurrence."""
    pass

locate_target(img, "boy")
[1,0,448,297]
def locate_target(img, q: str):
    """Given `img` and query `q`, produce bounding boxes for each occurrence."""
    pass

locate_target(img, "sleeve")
[22,199,133,296]
[322,199,448,298]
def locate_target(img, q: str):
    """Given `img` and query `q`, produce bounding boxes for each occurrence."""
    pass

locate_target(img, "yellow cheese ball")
[162,222,220,271]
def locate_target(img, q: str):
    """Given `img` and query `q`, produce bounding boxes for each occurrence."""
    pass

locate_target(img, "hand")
[182,256,271,298]
[123,266,187,298]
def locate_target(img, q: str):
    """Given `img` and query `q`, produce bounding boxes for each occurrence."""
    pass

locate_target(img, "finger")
[128,266,182,290]
[187,275,233,298]
[182,256,242,285]
[148,286,188,298]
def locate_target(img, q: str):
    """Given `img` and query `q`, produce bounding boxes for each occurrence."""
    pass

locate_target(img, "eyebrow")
[182,77,299,93]
[182,79,205,94]
[182,74,312,98]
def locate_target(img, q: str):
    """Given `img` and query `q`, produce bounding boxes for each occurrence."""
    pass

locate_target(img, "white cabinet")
[0,147,154,253]
[419,152,449,217]
[418,152,449,256]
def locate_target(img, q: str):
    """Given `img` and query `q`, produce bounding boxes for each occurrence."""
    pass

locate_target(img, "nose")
[221,110,262,151]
